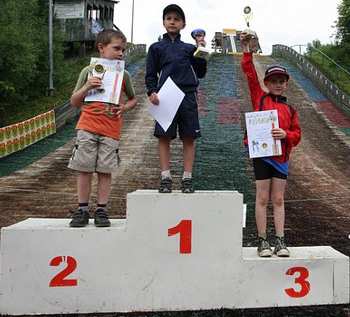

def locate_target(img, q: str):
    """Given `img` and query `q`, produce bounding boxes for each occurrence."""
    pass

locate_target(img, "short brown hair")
[95,29,127,49]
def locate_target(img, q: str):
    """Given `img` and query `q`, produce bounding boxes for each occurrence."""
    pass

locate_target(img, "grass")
[306,52,350,95]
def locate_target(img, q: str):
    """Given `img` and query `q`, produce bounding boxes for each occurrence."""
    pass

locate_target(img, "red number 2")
[49,256,78,287]
[285,266,310,298]
[168,220,192,254]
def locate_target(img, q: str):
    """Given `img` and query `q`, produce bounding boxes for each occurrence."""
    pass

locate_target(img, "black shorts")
[154,92,201,140]
[253,158,287,180]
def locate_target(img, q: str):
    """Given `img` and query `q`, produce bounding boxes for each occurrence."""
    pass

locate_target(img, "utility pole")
[48,0,54,96]
[131,0,135,44]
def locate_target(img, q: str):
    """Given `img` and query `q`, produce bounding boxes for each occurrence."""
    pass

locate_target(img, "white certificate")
[84,58,124,105]
[245,110,282,158]
[148,77,185,132]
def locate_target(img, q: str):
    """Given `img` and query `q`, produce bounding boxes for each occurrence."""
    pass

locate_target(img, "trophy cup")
[92,63,106,93]
[243,6,252,28]
[242,6,259,53]
[192,28,210,60]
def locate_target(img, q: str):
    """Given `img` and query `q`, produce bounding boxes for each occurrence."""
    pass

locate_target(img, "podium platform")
[0,190,348,315]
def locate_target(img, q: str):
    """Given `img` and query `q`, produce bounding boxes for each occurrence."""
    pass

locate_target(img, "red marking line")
[197,88,208,118]
[316,101,350,128]
[217,97,241,124]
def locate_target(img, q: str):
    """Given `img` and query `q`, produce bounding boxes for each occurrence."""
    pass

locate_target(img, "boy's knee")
[182,136,195,144]
[256,195,269,207]
[272,196,284,207]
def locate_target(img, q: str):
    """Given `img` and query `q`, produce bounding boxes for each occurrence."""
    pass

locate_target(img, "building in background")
[212,28,262,54]
[54,0,120,53]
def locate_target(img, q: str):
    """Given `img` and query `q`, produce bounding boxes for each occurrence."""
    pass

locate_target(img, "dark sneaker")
[159,177,172,193]
[181,178,195,193]
[94,208,111,227]
[257,237,273,257]
[274,236,290,257]
[69,209,90,227]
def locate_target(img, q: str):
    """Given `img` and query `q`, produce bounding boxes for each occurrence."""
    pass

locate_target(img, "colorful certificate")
[84,58,125,105]
[245,109,282,158]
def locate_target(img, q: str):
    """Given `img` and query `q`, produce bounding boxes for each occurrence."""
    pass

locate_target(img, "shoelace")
[95,209,108,219]
[259,238,270,250]
[72,209,87,218]
[182,178,193,187]
[276,238,287,249]
[160,178,172,189]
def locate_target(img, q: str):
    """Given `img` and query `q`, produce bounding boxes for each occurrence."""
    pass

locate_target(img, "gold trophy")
[242,6,259,53]
[92,63,106,93]
[243,6,252,27]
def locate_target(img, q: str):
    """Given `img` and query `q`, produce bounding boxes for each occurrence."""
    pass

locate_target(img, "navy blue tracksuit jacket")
[145,33,207,96]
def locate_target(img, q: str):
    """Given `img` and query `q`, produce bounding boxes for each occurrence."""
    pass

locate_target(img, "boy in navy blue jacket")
[145,4,207,193]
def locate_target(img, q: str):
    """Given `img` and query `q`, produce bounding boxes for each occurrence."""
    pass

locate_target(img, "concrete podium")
[0,190,348,315]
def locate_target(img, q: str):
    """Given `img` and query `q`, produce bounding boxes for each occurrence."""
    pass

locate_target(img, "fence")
[272,44,350,116]
[0,110,56,158]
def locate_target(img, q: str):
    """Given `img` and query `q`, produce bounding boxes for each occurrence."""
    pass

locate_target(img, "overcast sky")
[114,0,341,54]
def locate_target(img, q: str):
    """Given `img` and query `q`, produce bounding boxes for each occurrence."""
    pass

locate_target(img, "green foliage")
[0,0,66,126]
[303,0,350,95]
[336,0,350,44]
[305,42,350,95]
[4,55,91,126]
[0,1,41,100]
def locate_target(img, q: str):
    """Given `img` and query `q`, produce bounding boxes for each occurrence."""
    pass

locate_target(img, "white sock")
[182,171,192,179]
[161,170,171,179]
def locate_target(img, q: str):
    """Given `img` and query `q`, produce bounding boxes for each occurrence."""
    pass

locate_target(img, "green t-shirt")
[74,65,135,100]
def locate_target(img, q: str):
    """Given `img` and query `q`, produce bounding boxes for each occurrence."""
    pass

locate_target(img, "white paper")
[148,77,185,132]
[245,109,282,158]
[84,58,125,105]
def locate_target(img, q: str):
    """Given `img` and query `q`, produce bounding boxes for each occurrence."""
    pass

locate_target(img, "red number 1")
[168,220,192,254]
[285,266,310,298]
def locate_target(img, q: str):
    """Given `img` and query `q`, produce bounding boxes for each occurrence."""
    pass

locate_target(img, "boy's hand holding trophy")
[240,6,259,53]
[240,29,259,53]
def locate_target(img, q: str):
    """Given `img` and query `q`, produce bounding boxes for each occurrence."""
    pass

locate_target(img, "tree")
[0,0,65,126]
[336,0,350,44]
[0,1,41,101]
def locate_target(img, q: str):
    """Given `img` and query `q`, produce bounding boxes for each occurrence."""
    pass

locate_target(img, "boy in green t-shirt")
[68,29,137,228]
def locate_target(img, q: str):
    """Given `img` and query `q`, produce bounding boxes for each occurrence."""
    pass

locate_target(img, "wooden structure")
[212,28,262,54]
[54,0,119,43]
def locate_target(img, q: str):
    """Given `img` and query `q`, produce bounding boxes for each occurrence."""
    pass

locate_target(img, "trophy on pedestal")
[242,6,260,53]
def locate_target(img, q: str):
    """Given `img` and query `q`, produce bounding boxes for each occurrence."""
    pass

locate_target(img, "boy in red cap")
[240,32,301,257]
[145,4,207,193]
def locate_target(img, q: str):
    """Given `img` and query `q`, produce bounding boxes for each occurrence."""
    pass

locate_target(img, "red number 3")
[285,266,310,298]
[49,256,78,287]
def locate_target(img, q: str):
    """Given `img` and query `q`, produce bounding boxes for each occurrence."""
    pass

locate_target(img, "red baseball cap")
[264,65,290,81]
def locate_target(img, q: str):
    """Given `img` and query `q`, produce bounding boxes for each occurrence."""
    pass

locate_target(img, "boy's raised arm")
[240,33,264,110]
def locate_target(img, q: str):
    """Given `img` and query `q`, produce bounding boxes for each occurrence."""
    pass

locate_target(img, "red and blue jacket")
[145,33,207,96]
[241,52,301,164]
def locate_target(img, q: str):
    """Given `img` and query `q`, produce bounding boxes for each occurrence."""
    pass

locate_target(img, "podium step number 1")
[0,190,349,315]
